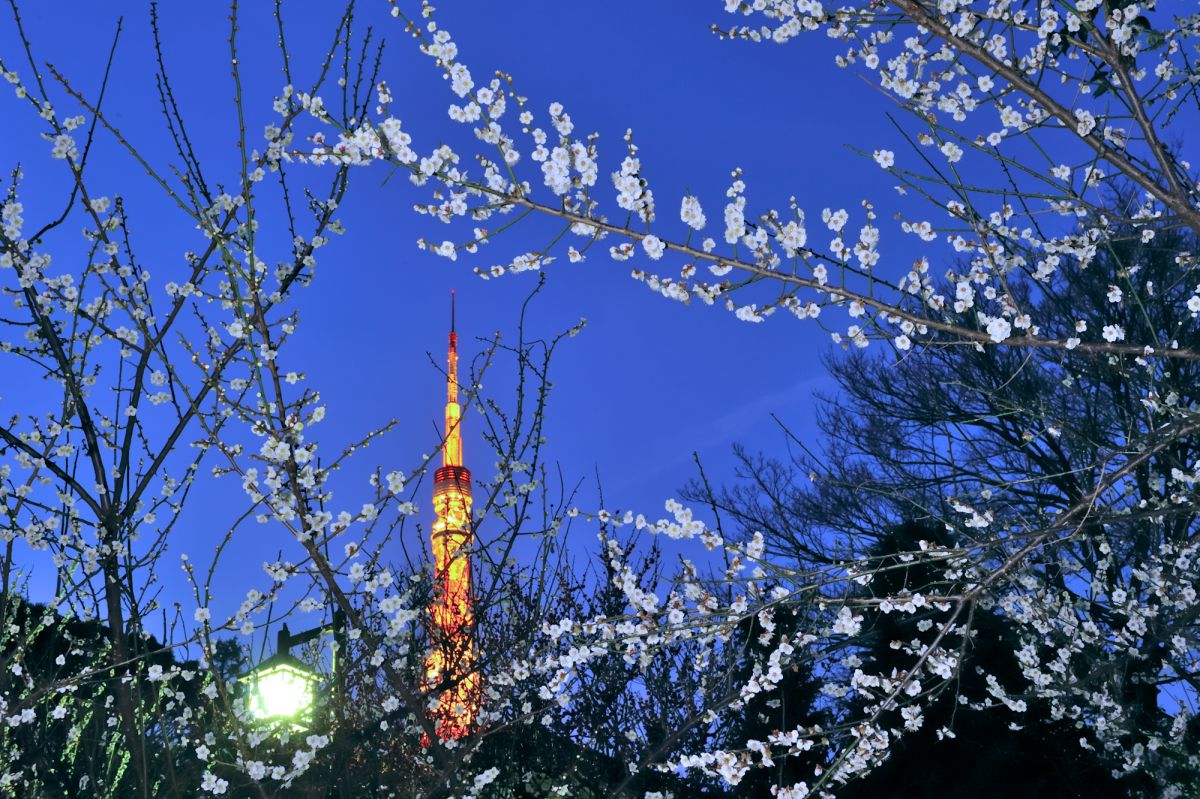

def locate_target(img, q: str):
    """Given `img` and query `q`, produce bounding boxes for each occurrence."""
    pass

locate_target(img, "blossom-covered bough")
[282,0,1200,796]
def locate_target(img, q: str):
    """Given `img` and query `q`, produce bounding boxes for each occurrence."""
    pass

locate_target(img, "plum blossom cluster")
[283,0,1200,376]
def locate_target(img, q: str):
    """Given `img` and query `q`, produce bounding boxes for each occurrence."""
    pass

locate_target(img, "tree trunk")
[102,551,150,799]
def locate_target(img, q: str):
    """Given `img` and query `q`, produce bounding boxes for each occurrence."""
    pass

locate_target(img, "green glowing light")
[244,655,318,724]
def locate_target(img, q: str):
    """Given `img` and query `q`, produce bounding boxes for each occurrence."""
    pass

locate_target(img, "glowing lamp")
[245,652,319,724]
[243,612,344,728]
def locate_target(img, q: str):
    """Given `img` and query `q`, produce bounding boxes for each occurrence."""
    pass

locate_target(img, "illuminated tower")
[426,290,478,740]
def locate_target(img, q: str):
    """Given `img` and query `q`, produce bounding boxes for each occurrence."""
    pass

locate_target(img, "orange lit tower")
[426,290,478,740]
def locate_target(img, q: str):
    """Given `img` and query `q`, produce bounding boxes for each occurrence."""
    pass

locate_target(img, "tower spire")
[444,290,461,467]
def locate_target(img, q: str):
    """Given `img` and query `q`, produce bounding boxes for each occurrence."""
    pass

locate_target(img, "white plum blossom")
[735,304,764,323]
[642,235,666,260]
[1074,108,1097,136]
[680,195,706,230]
[201,772,228,795]
[940,142,963,163]
[724,193,746,244]
[779,218,807,256]
[985,316,1012,343]
[832,606,863,636]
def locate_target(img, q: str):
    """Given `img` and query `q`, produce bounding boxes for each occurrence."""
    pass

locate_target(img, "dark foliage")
[838,522,1125,799]
[0,596,207,797]
[717,605,830,799]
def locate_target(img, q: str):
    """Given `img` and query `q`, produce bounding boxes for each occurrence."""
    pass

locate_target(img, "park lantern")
[243,612,344,729]
[244,650,320,725]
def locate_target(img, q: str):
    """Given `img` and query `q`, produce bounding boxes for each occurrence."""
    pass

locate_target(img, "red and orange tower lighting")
[426,290,478,741]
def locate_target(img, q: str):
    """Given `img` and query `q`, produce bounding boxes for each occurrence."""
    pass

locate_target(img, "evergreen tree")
[838,522,1125,799]
[716,603,830,799]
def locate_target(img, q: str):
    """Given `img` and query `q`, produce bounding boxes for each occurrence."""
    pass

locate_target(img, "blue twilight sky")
[0,2,922,619]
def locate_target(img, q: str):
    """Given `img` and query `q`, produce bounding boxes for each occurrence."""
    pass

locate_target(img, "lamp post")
[244,610,345,728]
